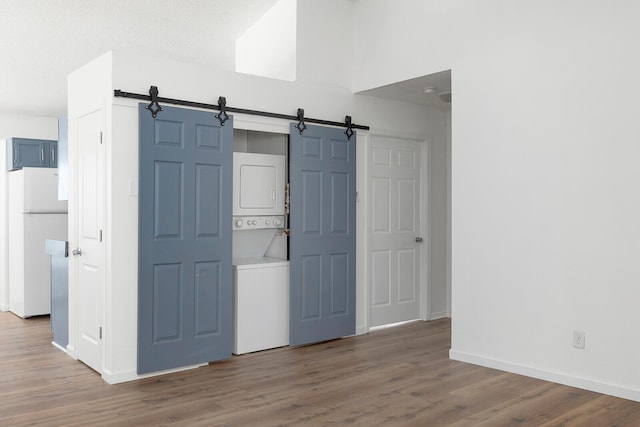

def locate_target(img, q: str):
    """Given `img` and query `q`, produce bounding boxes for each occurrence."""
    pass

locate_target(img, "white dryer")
[233,152,285,217]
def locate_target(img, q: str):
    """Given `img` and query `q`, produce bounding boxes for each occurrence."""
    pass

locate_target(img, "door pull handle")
[415,237,423,243]
[72,248,83,256]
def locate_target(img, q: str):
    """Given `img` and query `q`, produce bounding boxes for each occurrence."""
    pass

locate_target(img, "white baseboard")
[429,311,449,320]
[51,341,67,353]
[356,325,368,335]
[0,304,8,312]
[65,344,77,360]
[101,363,207,385]
[450,349,640,403]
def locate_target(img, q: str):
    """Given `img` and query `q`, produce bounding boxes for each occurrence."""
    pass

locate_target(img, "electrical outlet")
[573,330,586,349]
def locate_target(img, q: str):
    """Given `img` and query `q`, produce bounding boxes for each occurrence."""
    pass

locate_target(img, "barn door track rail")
[114,86,369,139]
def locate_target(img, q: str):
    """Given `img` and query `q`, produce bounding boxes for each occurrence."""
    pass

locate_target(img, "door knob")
[415,237,423,243]
[72,248,83,256]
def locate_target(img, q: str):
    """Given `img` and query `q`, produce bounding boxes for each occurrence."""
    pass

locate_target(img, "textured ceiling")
[0,0,278,116]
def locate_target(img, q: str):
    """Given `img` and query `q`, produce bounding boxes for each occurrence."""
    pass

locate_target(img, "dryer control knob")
[265,219,271,225]
[274,218,283,227]
[235,219,243,227]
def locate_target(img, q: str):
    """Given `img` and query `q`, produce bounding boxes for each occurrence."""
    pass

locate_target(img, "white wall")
[352,0,456,93]
[354,0,640,401]
[0,139,7,311]
[296,0,354,90]
[0,114,58,312]
[428,107,449,319]
[0,113,58,140]
[236,0,297,81]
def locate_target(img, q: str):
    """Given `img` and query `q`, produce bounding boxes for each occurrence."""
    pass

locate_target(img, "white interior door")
[75,110,104,373]
[369,136,424,327]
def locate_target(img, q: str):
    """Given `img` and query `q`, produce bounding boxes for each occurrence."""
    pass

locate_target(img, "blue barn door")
[289,124,356,346]
[138,104,232,374]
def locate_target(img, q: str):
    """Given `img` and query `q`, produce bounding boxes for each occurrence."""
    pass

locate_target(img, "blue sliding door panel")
[289,124,356,346]
[138,104,233,374]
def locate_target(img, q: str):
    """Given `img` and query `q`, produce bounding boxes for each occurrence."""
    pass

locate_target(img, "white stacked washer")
[232,152,289,355]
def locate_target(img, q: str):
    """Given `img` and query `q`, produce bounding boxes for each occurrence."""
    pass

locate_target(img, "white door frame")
[419,136,431,321]
[365,131,431,330]
[230,114,372,336]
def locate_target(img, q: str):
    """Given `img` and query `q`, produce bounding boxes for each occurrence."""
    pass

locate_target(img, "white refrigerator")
[8,168,68,318]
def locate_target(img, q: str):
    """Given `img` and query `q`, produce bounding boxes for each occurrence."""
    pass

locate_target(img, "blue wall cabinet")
[6,138,58,170]
[138,104,233,374]
[289,124,356,346]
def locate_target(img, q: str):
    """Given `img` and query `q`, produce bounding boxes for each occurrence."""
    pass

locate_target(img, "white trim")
[445,111,452,318]
[369,319,421,332]
[233,113,291,134]
[421,136,431,321]
[65,344,77,359]
[429,311,449,320]
[365,127,430,142]
[51,341,68,353]
[101,363,207,385]
[356,131,369,335]
[449,349,640,403]
[0,304,8,312]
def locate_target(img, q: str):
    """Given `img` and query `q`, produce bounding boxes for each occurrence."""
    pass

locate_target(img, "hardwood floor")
[1,312,639,426]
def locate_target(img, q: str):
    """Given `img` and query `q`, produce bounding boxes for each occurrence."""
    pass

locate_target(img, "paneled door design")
[138,105,232,374]
[77,110,105,373]
[369,136,423,327]
[289,124,356,346]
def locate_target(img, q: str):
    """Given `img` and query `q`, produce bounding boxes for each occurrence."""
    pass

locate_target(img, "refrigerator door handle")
[23,211,69,215]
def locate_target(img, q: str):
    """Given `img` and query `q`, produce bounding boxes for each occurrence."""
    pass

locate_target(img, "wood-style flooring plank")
[1,311,640,426]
